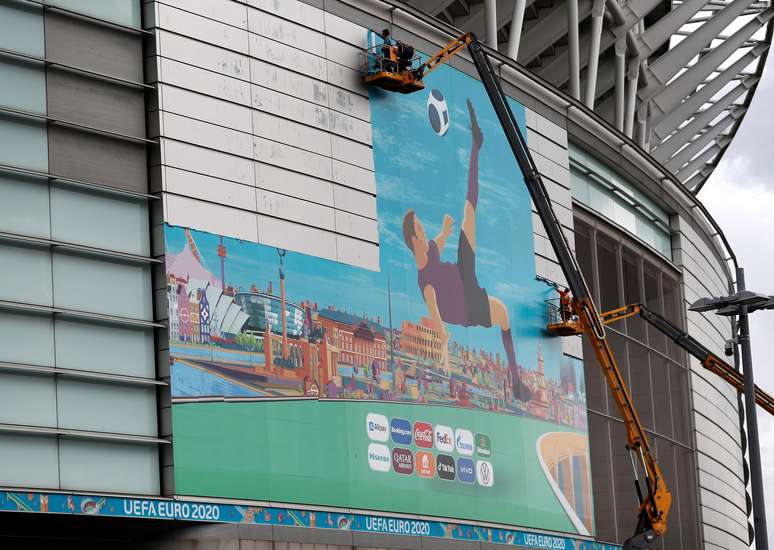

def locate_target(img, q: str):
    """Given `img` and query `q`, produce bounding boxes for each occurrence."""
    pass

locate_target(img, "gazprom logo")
[454,429,474,456]
[366,413,389,442]
[368,443,391,472]
[390,418,412,445]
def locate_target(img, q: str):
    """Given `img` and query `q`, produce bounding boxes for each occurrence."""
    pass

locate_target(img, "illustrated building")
[0,0,766,548]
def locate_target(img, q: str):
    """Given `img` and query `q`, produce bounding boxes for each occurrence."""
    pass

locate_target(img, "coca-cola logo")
[392,447,414,475]
[413,422,433,448]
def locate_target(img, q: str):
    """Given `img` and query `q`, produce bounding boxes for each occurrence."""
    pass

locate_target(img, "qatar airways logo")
[391,447,414,475]
[413,422,433,448]
[435,425,454,453]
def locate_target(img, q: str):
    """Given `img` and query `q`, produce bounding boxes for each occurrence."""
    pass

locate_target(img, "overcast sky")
[701,51,774,543]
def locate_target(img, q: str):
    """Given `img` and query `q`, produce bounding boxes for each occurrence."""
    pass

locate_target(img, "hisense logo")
[368,443,391,472]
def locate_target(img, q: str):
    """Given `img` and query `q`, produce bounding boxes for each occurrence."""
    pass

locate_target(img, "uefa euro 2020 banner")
[165,33,594,537]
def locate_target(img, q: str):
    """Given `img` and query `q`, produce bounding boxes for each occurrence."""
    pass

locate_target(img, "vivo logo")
[434,425,454,453]
[366,413,389,442]
[457,458,475,483]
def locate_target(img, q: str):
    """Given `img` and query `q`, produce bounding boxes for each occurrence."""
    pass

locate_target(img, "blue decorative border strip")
[0,490,620,549]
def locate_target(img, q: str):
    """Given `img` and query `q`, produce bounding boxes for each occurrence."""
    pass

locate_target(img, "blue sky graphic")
[165,59,565,380]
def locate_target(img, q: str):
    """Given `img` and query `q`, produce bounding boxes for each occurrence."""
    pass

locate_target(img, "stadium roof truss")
[405,0,773,193]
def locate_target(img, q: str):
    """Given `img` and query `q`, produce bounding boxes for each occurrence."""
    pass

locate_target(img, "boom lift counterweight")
[365,32,669,548]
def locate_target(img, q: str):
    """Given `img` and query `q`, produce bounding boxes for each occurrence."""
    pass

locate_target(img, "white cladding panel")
[148,0,378,269]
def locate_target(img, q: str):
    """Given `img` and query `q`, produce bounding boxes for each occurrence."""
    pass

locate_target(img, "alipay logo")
[390,418,412,445]
[434,425,454,453]
[366,413,389,442]
[476,460,494,487]
[454,429,474,456]
[457,458,475,483]
[368,443,391,472]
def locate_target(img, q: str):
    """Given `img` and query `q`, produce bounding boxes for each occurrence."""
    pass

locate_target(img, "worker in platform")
[402,100,530,401]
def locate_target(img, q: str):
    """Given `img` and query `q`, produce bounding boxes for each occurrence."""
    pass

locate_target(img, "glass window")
[46,0,142,28]
[0,172,51,238]
[651,358,673,439]
[52,251,152,320]
[596,233,620,311]
[622,248,645,341]
[0,0,44,57]
[588,413,616,542]
[51,185,150,256]
[644,263,667,354]
[0,371,57,426]
[57,378,157,436]
[59,438,159,494]
[0,59,46,114]
[0,115,48,171]
[0,242,53,306]
[0,311,54,366]
[0,434,59,489]
[628,342,653,430]
[55,319,155,378]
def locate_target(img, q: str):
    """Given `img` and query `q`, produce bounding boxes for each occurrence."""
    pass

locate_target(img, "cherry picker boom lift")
[365,32,670,549]
[587,303,774,416]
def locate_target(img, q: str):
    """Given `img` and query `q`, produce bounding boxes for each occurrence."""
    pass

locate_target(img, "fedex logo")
[435,425,454,453]
[366,413,389,442]
[414,422,433,448]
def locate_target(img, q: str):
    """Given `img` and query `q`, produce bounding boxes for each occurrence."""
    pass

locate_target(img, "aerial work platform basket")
[545,298,583,336]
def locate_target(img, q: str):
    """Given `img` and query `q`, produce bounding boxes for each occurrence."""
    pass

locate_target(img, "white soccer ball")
[427,89,450,136]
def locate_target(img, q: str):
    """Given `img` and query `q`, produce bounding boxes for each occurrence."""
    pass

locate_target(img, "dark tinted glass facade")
[574,209,701,548]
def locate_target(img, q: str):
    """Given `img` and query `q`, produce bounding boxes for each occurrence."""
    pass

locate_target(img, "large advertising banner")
[166,41,593,537]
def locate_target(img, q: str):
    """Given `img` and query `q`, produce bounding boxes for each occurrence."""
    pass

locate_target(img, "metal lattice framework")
[404,0,773,193]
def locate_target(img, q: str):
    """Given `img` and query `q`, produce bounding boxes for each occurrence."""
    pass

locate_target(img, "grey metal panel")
[44,11,143,82]
[48,126,147,193]
[272,525,354,546]
[352,530,422,549]
[46,69,146,137]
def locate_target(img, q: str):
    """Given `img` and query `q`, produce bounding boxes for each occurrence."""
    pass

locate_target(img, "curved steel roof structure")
[402,0,773,193]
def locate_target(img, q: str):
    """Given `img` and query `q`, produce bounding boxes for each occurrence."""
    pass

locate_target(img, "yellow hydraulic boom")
[365,32,670,548]
[599,303,774,416]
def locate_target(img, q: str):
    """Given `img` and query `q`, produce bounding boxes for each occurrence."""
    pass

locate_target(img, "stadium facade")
[0,0,768,548]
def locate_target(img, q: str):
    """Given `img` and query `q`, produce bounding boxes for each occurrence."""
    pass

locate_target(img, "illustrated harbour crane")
[365,30,668,549]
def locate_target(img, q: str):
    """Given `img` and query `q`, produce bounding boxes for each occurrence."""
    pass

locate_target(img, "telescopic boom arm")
[601,304,774,415]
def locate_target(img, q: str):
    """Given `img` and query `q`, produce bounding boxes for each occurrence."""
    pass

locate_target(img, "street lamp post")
[690,267,772,549]
[736,268,769,550]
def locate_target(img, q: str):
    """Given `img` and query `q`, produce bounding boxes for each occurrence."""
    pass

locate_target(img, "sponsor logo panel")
[455,429,474,456]
[413,422,433,448]
[392,447,414,475]
[390,418,412,445]
[434,425,454,453]
[368,443,391,472]
[457,458,475,483]
[366,413,389,442]
[475,433,491,457]
[436,454,456,480]
[416,451,436,478]
[476,460,494,487]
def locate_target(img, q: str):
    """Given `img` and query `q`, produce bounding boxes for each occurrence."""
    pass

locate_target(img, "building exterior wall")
[0,0,160,496]
[0,0,751,548]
